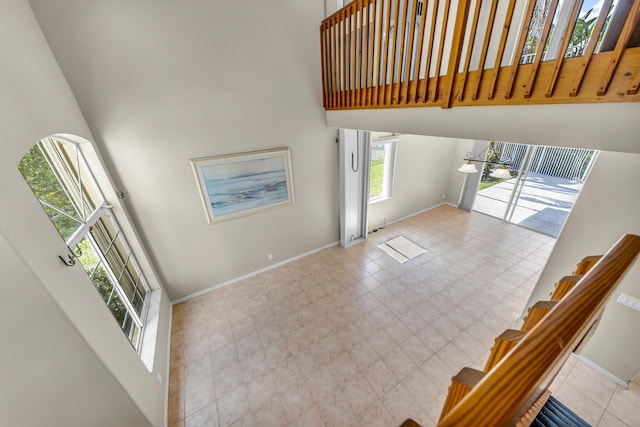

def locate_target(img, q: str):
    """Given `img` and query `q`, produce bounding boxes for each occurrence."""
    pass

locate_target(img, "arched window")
[18,136,149,351]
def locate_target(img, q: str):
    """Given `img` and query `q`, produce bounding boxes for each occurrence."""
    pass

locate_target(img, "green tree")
[570,9,596,49]
[18,144,81,240]
[19,144,127,327]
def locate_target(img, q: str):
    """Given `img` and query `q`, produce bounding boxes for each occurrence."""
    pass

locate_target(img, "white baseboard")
[368,202,457,233]
[573,354,629,388]
[170,240,339,305]
[172,203,461,304]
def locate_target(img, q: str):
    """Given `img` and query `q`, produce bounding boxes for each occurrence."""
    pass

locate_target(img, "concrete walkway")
[473,172,584,237]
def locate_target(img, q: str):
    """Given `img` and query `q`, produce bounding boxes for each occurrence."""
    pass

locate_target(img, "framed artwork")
[190,148,295,223]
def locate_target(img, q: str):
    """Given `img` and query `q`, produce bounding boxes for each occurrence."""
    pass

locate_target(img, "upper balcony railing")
[320,0,640,109]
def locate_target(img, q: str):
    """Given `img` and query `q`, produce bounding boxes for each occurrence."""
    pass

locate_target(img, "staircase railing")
[434,234,640,426]
[320,0,640,110]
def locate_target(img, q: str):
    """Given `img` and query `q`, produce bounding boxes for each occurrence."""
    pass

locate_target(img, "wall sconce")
[458,141,512,178]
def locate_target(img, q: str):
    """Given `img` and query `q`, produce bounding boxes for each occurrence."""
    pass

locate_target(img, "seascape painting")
[191,148,294,223]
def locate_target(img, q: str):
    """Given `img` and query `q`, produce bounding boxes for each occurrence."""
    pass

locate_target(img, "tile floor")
[168,205,640,427]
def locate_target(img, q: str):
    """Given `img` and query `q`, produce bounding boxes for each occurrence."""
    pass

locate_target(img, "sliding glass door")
[472,143,597,237]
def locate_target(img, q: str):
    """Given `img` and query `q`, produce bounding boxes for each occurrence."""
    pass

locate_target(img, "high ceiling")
[28,0,340,299]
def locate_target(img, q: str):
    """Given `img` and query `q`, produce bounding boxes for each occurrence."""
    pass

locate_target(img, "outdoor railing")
[320,0,640,110]
[494,142,597,181]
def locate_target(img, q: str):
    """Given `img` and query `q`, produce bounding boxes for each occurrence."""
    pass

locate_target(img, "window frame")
[19,136,150,351]
[368,137,398,204]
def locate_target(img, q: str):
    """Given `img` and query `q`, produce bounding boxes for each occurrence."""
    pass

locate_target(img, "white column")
[339,129,370,247]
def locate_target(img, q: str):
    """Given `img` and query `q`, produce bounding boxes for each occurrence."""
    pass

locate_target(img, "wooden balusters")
[439,234,640,426]
[442,0,472,107]
[569,0,615,97]
[402,235,640,427]
[544,0,584,97]
[522,0,560,99]
[320,0,640,110]
[521,300,557,331]
[487,0,517,100]
[455,0,483,102]
[471,0,498,101]
[439,367,486,421]
[597,0,640,96]
[431,0,452,102]
[504,0,539,99]
[574,255,602,275]
[484,329,526,371]
[550,275,581,300]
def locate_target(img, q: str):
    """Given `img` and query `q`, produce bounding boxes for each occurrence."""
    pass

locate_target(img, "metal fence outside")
[494,142,597,181]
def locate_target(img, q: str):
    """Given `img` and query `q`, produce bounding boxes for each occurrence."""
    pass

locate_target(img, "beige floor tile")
[436,342,473,373]
[451,331,487,362]
[402,369,441,408]
[327,350,360,386]
[364,358,399,397]
[382,383,423,424]
[305,364,339,403]
[598,411,630,427]
[564,364,616,408]
[216,386,250,427]
[279,381,315,424]
[251,396,287,427]
[366,329,398,357]
[381,346,418,382]
[607,391,640,427]
[287,405,323,427]
[356,400,397,427]
[343,373,379,417]
[317,389,357,427]
[400,335,434,366]
[420,356,456,393]
[169,206,640,426]
[245,372,277,412]
[555,383,606,425]
[416,324,449,353]
[184,376,216,418]
[185,401,219,427]
[616,382,640,408]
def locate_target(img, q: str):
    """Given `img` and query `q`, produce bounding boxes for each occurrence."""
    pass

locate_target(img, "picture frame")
[190,148,295,224]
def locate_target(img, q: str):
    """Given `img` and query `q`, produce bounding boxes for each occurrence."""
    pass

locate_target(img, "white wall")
[446,139,475,206]
[0,230,151,427]
[367,133,463,229]
[29,0,340,301]
[327,103,640,153]
[525,151,640,382]
[0,1,170,425]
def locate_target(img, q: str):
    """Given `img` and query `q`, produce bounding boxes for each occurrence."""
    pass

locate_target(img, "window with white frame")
[369,138,398,203]
[18,137,149,351]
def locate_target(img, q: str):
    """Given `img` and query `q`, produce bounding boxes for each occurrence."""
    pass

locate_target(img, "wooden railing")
[433,234,640,426]
[320,0,640,109]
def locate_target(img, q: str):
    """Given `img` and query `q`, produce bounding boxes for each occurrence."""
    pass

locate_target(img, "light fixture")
[489,165,512,179]
[457,141,512,178]
[457,160,478,173]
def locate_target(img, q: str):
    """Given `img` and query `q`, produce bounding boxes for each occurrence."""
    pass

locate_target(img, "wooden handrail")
[437,234,640,426]
[320,0,640,110]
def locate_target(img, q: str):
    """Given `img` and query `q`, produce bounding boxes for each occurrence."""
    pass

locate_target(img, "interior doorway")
[472,142,598,237]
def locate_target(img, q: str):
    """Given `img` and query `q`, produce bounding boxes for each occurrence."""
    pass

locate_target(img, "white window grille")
[18,137,149,351]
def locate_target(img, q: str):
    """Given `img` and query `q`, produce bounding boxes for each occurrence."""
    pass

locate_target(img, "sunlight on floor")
[168,205,639,427]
